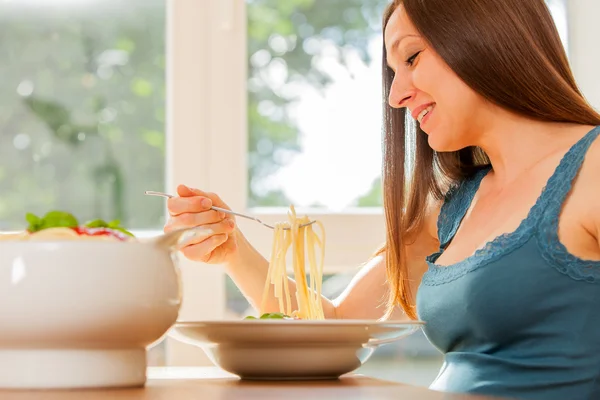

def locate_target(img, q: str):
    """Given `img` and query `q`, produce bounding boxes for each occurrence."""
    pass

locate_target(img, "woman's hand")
[164,184,238,265]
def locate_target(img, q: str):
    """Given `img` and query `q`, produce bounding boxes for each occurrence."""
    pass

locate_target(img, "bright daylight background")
[0,0,596,388]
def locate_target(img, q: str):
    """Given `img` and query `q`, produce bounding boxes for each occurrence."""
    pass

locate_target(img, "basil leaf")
[40,211,79,230]
[25,213,42,232]
[259,312,289,319]
[25,211,135,237]
[245,313,290,320]
[85,219,109,228]
[85,219,134,237]
[111,226,135,237]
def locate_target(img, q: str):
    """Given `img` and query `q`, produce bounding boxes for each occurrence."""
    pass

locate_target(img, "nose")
[388,72,415,109]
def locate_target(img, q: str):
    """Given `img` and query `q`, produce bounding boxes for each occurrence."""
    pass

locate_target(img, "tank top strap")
[535,126,600,220]
[535,125,600,283]
[436,167,490,247]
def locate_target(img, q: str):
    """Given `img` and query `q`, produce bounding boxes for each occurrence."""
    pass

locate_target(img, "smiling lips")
[411,103,435,124]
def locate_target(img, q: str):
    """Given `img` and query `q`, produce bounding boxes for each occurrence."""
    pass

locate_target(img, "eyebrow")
[385,34,420,71]
[387,34,420,53]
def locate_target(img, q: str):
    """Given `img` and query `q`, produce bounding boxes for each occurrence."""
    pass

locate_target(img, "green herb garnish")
[25,211,134,237]
[244,312,290,320]
[26,211,79,232]
[84,218,134,237]
[84,219,108,228]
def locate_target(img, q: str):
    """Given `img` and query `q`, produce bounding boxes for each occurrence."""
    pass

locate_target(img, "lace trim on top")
[435,168,489,248]
[536,127,600,283]
[423,126,600,286]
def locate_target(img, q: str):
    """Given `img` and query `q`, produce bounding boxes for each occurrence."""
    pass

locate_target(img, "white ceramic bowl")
[170,319,424,380]
[0,239,182,389]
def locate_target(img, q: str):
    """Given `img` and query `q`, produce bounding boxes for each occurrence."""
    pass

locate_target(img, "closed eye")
[405,51,421,67]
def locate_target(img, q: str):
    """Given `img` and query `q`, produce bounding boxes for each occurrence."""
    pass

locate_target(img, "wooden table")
[0,367,507,400]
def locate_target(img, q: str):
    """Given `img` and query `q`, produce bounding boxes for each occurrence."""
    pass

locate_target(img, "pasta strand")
[259,206,326,320]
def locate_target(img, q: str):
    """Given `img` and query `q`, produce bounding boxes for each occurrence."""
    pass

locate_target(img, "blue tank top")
[417,126,600,400]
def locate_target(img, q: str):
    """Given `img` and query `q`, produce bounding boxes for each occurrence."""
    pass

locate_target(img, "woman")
[165,0,600,398]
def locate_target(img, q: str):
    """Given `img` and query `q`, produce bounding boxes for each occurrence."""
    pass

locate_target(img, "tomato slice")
[73,227,129,241]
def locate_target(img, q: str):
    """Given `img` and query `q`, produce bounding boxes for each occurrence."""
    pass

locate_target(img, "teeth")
[417,105,434,123]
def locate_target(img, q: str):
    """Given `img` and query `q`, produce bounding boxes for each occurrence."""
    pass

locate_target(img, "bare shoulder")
[571,130,600,245]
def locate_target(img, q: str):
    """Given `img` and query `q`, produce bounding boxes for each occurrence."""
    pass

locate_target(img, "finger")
[167,195,213,216]
[176,184,199,198]
[181,233,229,262]
[177,185,231,210]
[177,219,235,246]
[165,210,232,232]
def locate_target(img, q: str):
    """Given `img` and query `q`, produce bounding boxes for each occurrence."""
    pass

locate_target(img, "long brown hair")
[381,0,600,320]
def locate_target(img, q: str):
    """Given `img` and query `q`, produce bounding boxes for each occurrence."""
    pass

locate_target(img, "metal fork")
[144,191,316,230]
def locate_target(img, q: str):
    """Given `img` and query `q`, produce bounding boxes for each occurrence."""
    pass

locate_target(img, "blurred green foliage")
[247,0,387,207]
[0,0,386,230]
[0,1,165,229]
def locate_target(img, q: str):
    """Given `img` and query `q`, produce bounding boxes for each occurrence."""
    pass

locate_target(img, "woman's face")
[384,4,489,151]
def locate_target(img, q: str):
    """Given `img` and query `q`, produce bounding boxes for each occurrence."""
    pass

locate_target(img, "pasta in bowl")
[170,207,424,380]
[0,211,183,390]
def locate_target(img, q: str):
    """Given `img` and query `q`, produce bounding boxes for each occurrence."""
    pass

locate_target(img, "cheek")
[413,58,465,121]
[444,83,487,137]
[412,61,440,98]
[427,69,479,126]
[413,54,486,150]
[422,72,480,150]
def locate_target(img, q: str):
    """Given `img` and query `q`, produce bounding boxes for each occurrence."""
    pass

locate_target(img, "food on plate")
[252,206,325,320]
[244,312,299,320]
[0,211,134,241]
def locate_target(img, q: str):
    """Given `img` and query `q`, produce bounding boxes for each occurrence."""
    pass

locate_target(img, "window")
[547,0,569,54]
[247,0,388,210]
[0,0,166,231]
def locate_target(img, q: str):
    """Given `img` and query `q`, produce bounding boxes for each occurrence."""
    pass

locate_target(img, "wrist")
[224,227,253,272]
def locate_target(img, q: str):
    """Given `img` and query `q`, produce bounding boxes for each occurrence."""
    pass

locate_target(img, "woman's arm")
[167,184,441,320]
[227,199,441,320]
[335,200,441,321]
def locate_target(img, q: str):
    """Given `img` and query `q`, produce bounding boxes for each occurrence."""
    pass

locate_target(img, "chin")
[426,132,463,153]
[425,130,447,152]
